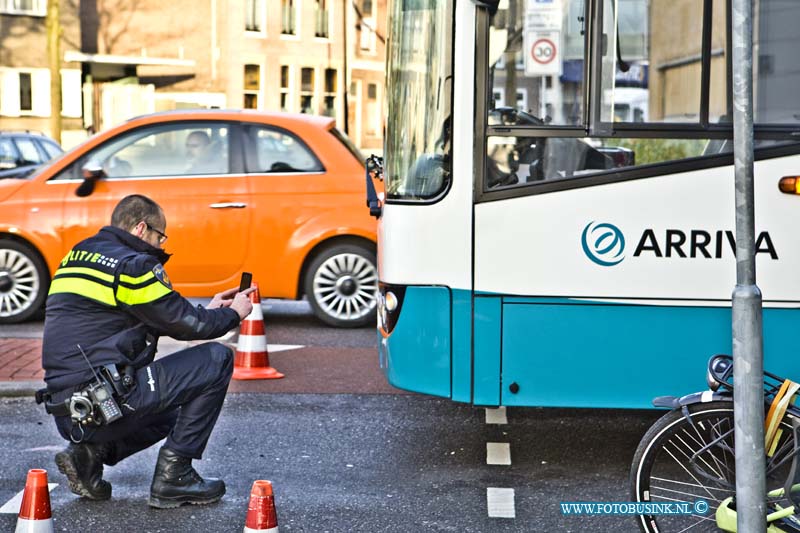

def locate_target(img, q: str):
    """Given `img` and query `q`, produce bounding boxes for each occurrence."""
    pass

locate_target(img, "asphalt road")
[0,300,664,532]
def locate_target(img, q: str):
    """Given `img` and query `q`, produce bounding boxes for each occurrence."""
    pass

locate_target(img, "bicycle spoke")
[648,481,728,503]
[659,443,723,501]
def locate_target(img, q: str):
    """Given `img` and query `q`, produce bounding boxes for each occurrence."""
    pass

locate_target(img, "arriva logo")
[582,221,625,266]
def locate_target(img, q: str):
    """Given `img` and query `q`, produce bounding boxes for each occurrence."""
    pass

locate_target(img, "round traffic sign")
[531,38,556,65]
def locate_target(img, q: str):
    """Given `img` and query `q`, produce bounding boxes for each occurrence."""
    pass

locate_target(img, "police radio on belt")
[66,345,124,426]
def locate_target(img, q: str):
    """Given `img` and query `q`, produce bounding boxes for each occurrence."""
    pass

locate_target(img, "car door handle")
[209,202,247,209]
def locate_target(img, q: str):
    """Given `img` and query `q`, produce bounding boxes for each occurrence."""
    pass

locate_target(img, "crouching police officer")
[39,194,255,508]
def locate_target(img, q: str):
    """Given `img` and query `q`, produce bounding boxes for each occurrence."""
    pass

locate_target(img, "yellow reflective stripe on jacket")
[48,277,117,306]
[119,271,156,285]
[116,280,172,305]
[55,267,115,284]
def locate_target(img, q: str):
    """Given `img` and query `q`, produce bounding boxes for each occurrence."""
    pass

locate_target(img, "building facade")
[0,0,386,151]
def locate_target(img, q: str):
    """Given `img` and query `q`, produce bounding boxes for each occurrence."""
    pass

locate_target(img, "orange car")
[0,110,378,327]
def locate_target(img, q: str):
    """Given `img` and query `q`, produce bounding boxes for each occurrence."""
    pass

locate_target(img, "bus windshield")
[384,0,453,201]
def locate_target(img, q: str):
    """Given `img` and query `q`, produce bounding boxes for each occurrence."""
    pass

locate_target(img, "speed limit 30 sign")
[524,31,561,76]
[532,38,556,64]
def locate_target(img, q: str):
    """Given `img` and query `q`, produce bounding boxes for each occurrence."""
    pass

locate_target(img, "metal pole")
[342,0,350,135]
[731,0,765,530]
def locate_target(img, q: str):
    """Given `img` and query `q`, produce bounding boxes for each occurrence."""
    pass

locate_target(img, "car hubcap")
[0,249,39,318]
[312,253,377,322]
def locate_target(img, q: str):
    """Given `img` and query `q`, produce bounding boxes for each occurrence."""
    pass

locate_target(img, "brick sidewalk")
[0,338,44,381]
[0,337,401,396]
[0,337,201,383]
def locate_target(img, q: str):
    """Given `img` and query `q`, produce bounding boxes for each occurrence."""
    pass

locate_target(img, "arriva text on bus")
[633,229,778,259]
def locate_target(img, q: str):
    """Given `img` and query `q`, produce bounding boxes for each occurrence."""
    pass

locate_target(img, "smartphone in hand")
[239,272,252,292]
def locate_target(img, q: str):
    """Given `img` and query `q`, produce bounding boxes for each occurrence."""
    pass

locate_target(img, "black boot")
[54,442,112,500]
[149,447,225,509]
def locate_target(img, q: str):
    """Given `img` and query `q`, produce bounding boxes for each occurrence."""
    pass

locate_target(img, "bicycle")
[630,354,800,532]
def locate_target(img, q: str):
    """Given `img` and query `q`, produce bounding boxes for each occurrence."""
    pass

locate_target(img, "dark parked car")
[0,131,64,180]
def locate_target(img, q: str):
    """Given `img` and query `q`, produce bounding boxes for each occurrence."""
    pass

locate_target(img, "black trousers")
[54,342,234,465]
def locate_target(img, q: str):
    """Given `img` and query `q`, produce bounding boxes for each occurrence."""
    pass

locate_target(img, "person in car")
[185,130,225,174]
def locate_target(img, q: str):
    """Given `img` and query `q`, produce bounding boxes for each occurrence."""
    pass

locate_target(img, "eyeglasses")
[145,222,168,244]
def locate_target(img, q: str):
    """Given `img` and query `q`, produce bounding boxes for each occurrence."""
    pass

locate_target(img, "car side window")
[0,138,18,169]
[14,137,42,165]
[39,140,63,160]
[245,125,323,173]
[83,123,230,178]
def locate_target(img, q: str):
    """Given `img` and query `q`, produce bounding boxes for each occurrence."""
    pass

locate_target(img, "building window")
[280,65,291,111]
[323,69,337,117]
[366,82,380,136]
[359,20,376,52]
[244,64,260,109]
[314,0,329,38]
[0,69,50,117]
[245,0,266,33]
[300,68,315,114]
[516,89,528,113]
[359,0,376,52]
[281,0,296,35]
[19,72,33,112]
[492,89,505,108]
[0,0,46,16]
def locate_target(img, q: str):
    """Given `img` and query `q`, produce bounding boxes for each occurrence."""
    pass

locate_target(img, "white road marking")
[22,446,63,453]
[485,407,507,424]
[486,442,511,465]
[268,344,304,353]
[487,487,516,518]
[0,484,58,514]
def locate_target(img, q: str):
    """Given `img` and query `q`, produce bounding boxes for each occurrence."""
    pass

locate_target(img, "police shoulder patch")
[152,264,172,289]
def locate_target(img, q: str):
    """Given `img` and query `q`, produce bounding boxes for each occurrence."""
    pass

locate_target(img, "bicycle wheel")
[630,401,796,532]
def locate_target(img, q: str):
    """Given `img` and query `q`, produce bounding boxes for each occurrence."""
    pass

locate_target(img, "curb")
[0,380,43,398]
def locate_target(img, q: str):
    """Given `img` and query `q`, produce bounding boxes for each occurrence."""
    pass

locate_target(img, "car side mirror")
[76,161,104,197]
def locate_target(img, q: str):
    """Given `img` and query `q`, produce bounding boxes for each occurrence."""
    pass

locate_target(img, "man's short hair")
[187,130,211,145]
[111,195,164,230]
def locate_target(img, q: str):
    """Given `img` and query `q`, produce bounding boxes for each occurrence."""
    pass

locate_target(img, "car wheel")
[304,243,378,328]
[0,240,49,324]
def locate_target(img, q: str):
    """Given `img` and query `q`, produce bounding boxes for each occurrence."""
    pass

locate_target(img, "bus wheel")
[304,243,377,328]
[0,240,48,324]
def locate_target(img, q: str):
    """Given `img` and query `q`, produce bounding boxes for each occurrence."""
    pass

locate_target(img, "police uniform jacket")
[42,226,239,392]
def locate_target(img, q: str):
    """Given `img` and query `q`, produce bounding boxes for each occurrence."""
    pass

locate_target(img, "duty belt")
[35,386,77,417]
[35,364,135,417]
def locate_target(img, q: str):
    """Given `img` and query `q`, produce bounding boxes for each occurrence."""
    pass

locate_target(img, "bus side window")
[487,136,615,187]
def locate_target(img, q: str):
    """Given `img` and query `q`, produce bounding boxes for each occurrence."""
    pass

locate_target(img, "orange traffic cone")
[243,480,279,533]
[15,469,53,533]
[232,284,284,380]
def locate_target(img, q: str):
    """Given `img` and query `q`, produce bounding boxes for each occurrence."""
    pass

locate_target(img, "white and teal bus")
[375,0,800,408]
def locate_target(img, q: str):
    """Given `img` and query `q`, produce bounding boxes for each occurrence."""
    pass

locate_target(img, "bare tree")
[97,0,142,54]
[46,0,62,142]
